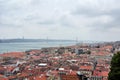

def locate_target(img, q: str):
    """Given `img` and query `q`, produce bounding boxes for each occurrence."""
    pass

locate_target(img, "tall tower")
[46,36,48,43]
[22,36,24,39]
[76,37,78,44]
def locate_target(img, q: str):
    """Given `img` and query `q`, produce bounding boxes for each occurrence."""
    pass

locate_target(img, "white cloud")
[0,0,120,41]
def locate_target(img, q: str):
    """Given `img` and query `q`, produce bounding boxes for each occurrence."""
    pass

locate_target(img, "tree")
[108,51,120,80]
[86,50,91,54]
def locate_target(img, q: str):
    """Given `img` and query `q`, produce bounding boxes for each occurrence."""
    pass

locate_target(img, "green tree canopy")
[108,51,120,80]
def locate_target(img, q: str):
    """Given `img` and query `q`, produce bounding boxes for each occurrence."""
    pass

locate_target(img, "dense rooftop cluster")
[0,43,118,80]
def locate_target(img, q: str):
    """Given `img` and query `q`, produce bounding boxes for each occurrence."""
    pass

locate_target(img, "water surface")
[0,42,76,54]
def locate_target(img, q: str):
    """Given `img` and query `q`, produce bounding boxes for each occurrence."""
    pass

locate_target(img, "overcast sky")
[0,0,120,41]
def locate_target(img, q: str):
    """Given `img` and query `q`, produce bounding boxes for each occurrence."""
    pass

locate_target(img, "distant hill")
[114,41,120,44]
[0,39,75,43]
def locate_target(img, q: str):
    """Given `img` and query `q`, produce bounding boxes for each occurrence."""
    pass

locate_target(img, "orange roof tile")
[0,77,9,80]
[0,52,25,58]
[101,71,109,77]
[61,74,79,80]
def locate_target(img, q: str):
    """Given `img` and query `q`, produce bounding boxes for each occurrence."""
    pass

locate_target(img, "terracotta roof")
[27,75,47,80]
[101,71,109,77]
[69,71,77,75]
[17,72,28,78]
[61,74,79,80]
[0,52,25,58]
[93,70,109,77]
[0,66,5,71]
[0,77,9,80]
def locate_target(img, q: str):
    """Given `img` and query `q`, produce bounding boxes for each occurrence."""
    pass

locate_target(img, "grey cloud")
[37,20,55,25]
[58,16,74,27]
[0,21,23,27]
[71,4,120,31]
[0,0,120,41]
[23,15,56,25]
[71,7,100,17]
[71,6,120,17]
